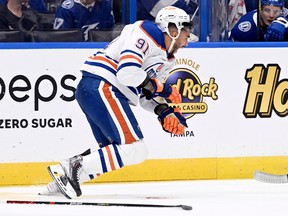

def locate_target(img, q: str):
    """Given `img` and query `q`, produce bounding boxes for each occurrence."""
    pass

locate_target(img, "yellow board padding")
[0,156,287,186]
[217,156,288,179]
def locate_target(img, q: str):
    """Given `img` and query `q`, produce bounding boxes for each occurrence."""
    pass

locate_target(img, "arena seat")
[38,12,55,30]
[0,30,29,42]
[87,29,121,42]
[30,29,85,42]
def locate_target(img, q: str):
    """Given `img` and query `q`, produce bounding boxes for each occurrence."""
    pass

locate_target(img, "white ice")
[0,179,287,216]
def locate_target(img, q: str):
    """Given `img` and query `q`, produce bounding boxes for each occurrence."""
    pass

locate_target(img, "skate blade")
[47,165,77,199]
[253,170,288,183]
[38,191,63,196]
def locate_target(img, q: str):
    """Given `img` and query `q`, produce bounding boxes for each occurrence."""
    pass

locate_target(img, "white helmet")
[155,6,191,37]
[155,6,191,53]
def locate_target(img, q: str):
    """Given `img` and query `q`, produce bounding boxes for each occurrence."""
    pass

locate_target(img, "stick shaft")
[6,200,192,210]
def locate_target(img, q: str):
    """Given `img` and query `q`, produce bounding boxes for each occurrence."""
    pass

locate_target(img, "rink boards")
[0,42,287,185]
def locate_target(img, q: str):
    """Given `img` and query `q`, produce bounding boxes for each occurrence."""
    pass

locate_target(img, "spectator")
[137,0,199,41]
[243,0,288,16]
[53,0,115,40]
[0,0,50,31]
[230,0,288,41]
[244,0,288,15]
[0,0,48,12]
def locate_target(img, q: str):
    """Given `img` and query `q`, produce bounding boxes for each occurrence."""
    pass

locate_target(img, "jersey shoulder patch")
[61,0,74,9]
[238,21,251,32]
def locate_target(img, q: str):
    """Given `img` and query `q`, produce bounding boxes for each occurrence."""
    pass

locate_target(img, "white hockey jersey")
[80,20,175,111]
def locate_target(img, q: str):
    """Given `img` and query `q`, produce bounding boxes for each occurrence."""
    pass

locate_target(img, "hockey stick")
[6,200,192,211]
[190,3,199,22]
[253,170,288,183]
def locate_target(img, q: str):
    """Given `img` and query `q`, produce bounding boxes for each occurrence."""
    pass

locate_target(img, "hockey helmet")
[261,0,284,7]
[155,6,191,36]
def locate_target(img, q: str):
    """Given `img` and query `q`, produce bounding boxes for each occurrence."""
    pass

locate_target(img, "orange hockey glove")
[157,106,188,135]
[141,78,181,104]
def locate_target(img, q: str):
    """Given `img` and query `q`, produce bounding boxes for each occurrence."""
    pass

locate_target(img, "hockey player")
[230,0,288,41]
[53,0,114,40]
[46,6,190,199]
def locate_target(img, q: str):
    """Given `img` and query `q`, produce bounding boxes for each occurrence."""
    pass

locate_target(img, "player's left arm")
[140,76,182,104]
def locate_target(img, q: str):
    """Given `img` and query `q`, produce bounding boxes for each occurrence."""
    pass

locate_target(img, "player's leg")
[77,139,148,181]
[76,77,144,145]
[47,140,148,198]
[43,149,92,196]
[46,76,110,196]
[48,77,147,198]
[57,78,148,190]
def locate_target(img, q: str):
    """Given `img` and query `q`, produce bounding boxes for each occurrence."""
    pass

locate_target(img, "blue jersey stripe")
[112,144,124,167]
[120,49,143,59]
[99,149,107,173]
[118,62,142,71]
[140,20,166,50]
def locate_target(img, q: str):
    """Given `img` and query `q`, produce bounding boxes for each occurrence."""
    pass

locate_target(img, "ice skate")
[47,155,83,199]
[38,181,62,196]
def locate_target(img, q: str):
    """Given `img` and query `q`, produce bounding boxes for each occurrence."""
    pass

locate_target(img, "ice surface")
[0,179,287,216]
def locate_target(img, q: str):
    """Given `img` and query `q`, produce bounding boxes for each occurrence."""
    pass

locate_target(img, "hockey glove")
[157,106,188,135]
[142,78,182,104]
[264,17,288,41]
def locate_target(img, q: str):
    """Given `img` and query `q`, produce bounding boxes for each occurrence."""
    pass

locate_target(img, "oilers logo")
[165,64,218,119]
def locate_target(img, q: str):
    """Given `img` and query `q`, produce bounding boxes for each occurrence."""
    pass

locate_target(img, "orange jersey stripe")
[105,146,116,171]
[89,55,117,70]
[102,83,136,144]
[119,54,143,65]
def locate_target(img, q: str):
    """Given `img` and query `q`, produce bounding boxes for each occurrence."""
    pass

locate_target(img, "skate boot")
[47,181,62,194]
[38,181,62,196]
[60,155,83,197]
[47,155,83,199]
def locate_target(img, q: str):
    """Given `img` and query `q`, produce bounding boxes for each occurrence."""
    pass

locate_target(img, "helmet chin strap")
[168,37,176,54]
[167,29,181,54]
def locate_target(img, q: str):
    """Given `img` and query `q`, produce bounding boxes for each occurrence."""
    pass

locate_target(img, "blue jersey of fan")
[230,10,260,41]
[54,0,114,31]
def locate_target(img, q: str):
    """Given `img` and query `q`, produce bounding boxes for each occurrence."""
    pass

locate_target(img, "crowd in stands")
[0,0,118,42]
[0,0,287,42]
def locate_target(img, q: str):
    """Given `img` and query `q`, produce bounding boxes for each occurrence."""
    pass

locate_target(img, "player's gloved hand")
[142,78,182,104]
[264,17,288,41]
[157,106,188,135]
